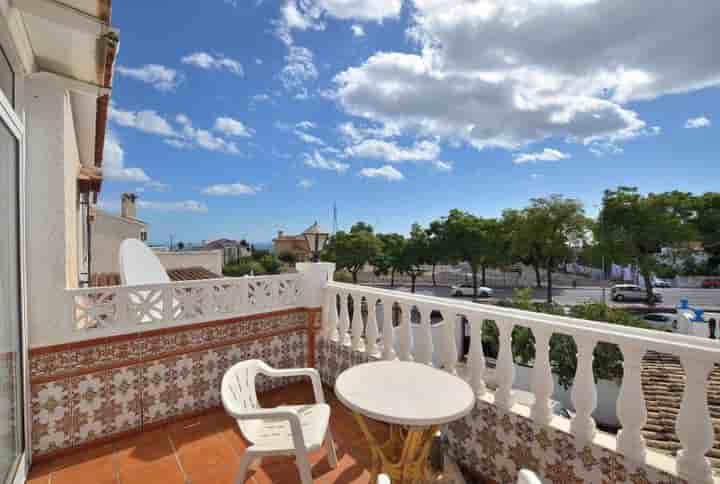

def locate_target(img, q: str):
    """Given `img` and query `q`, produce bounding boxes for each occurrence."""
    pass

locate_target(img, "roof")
[205,239,249,249]
[641,351,720,470]
[90,267,221,287]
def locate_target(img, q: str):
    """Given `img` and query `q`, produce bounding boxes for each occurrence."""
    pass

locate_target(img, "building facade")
[91,193,148,275]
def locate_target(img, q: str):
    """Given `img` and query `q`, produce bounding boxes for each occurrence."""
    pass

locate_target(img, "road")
[374,285,720,311]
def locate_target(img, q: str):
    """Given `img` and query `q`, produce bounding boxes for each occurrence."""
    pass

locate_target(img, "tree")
[375,233,406,286]
[503,209,545,288]
[427,219,451,287]
[398,224,430,293]
[693,192,720,270]
[523,195,587,303]
[334,222,382,283]
[596,187,695,301]
[277,251,297,265]
[440,210,505,298]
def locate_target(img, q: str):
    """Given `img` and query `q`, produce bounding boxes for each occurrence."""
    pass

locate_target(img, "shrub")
[278,251,297,265]
[259,254,282,274]
[333,271,354,283]
[223,260,265,276]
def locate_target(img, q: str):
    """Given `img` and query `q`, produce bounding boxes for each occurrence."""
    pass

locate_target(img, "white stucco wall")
[63,92,80,288]
[156,250,223,276]
[91,210,147,274]
[25,77,77,347]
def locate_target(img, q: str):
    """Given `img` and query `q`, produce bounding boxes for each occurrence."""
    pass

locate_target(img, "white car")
[611,284,663,303]
[641,313,678,332]
[450,283,493,298]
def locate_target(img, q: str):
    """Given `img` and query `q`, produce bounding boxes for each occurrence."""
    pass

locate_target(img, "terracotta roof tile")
[90,267,221,287]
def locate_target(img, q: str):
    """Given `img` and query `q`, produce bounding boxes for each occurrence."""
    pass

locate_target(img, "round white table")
[335,361,475,483]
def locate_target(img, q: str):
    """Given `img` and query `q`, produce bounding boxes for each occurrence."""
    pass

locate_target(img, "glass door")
[0,110,22,483]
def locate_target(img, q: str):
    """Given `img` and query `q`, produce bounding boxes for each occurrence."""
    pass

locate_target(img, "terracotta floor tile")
[118,455,186,484]
[115,429,175,471]
[50,444,118,484]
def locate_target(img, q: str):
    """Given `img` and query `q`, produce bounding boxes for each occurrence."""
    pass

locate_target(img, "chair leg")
[295,450,314,484]
[235,453,253,484]
[325,430,338,469]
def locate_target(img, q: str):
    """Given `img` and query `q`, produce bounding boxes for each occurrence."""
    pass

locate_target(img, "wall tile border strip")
[30,307,321,383]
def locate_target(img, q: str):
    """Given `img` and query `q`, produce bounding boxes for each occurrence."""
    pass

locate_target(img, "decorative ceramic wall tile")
[31,380,74,455]
[317,336,687,484]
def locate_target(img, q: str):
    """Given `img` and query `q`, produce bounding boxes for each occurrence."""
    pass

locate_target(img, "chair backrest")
[221,359,261,416]
[119,238,170,286]
[517,469,542,484]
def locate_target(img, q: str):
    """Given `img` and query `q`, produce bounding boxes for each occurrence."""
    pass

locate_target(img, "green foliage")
[222,260,266,276]
[333,270,354,283]
[334,222,382,283]
[397,224,430,292]
[277,251,297,265]
[259,254,281,274]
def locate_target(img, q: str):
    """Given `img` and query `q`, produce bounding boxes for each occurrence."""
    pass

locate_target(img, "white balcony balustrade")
[323,281,720,484]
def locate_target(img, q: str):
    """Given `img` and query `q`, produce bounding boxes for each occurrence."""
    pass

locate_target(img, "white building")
[90,193,148,275]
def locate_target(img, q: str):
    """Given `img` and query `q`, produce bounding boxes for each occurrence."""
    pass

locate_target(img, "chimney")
[277,230,284,238]
[121,193,137,219]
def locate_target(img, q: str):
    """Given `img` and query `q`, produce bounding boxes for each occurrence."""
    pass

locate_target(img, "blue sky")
[101,0,720,245]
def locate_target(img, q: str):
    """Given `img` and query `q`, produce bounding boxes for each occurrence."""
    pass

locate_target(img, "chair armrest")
[222,403,308,452]
[257,362,326,403]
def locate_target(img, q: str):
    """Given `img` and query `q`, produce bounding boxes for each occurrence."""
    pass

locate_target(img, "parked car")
[653,279,672,288]
[611,284,663,303]
[702,279,720,289]
[451,283,493,298]
[641,313,678,332]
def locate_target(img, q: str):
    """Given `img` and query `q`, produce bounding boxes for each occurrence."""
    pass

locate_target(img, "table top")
[334,361,475,426]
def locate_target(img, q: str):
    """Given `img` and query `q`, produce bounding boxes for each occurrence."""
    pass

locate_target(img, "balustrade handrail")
[325,281,720,360]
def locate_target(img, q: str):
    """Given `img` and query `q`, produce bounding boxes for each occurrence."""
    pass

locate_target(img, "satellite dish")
[119,238,170,286]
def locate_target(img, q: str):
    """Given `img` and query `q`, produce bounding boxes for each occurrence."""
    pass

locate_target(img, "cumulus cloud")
[116,64,181,91]
[338,121,399,143]
[102,131,150,182]
[303,151,349,172]
[297,121,316,129]
[181,52,243,76]
[431,160,452,172]
[298,178,315,188]
[359,165,404,181]
[332,0,720,153]
[109,106,176,137]
[202,183,261,195]
[281,46,318,94]
[295,130,326,146]
[513,148,571,164]
[685,116,711,129]
[177,116,241,155]
[346,139,440,162]
[351,24,365,37]
[214,117,254,137]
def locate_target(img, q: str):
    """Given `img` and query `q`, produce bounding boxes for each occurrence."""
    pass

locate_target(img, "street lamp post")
[303,222,329,263]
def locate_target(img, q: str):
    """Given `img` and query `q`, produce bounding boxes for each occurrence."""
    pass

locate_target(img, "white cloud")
[102,131,150,182]
[144,180,171,192]
[181,52,244,76]
[116,64,181,91]
[359,165,404,181]
[298,178,315,188]
[251,94,271,103]
[333,0,720,153]
[338,121,399,143]
[346,139,440,162]
[256,58,263,65]
[351,24,365,37]
[109,106,176,137]
[202,183,261,196]
[214,117,254,137]
[685,116,711,129]
[513,148,571,164]
[138,200,208,213]
[281,46,318,93]
[303,151,349,172]
[295,130,326,146]
[431,160,452,172]
[297,121,316,129]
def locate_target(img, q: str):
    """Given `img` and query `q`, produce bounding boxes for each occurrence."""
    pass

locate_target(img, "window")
[140,230,148,242]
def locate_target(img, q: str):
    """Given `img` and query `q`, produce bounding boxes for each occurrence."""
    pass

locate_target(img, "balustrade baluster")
[415,305,434,365]
[338,293,350,346]
[115,288,128,326]
[397,303,413,361]
[438,310,458,374]
[570,337,597,444]
[530,328,553,426]
[676,356,715,484]
[365,298,380,357]
[495,319,515,409]
[381,300,395,360]
[325,290,339,341]
[616,344,647,462]
[467,315,486,397]
[351,295,364,351]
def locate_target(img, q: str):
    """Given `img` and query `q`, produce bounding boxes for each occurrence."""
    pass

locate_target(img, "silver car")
[611,284,663,303]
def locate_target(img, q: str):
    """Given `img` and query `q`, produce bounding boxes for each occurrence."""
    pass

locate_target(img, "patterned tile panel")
[30,310,312,459]
[30,309,309,380]
[316,336,687,484]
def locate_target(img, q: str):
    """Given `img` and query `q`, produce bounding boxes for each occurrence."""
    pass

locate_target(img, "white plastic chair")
[377,474,390,484]
[221,360,338,484]
[517,469,542,484]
